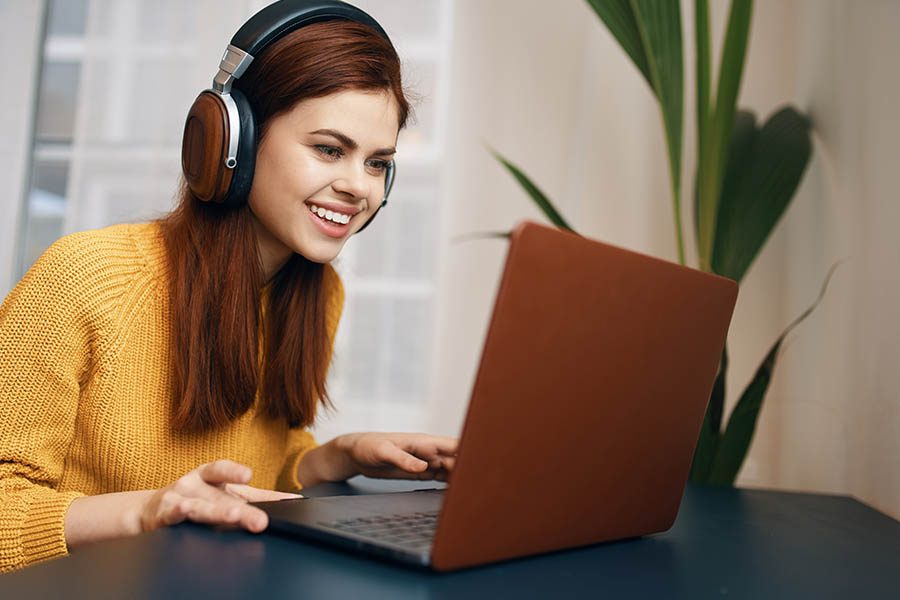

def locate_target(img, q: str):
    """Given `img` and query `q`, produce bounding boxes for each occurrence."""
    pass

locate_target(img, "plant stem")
[671,182,686,265]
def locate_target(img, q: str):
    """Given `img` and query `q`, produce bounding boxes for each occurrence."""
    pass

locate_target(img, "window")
[18,0,453,436]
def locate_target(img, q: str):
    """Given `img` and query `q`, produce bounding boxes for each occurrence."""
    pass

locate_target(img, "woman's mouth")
[306,203,355,239]
[308,204,352,225]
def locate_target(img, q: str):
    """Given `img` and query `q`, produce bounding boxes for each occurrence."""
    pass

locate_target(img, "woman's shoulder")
[39,221,162,263]
[14,222,166,306]
[51,221,160,250]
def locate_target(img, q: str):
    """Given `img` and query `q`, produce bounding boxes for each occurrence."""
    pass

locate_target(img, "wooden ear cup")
[182,91,234,203]
[181,89,257,206]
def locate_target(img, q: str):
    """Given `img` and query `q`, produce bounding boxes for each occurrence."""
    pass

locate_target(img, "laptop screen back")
[431,221,738,571]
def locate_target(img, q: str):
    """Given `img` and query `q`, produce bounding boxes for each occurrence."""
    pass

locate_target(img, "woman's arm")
[296,433,458,488]
[64,432,460,550]
[63,461,300,550]
[0,235,102,570]
[63,490,152,548]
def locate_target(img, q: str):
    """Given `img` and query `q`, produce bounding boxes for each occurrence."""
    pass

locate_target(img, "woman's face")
[248,89,400,274]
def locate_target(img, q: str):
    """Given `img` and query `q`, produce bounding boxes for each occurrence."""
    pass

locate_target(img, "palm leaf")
[585,0,652,86]
[490,149,575,232]
[452,231,511,243]
[695,0,711,167]
[707,261,843,484]
[630,0,685,263]
[690,347,727,481]
[694,109,756,247]
[696,0,754,270]
[712,106,813,281]
[588,0,685,263]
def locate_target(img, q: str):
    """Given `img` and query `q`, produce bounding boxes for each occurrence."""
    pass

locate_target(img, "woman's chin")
[295,239,346,264]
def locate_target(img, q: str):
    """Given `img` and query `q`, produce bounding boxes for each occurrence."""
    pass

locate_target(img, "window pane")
[30,159,69,198]
[46,0,88,37]
[137,0,198,43]
[344,294,388,400]
[352,210,390,278]
[35,62,81,143]
[398,59,438,151]
[366,0,442,42]
[389,196,435,279]
[386,297,432,401]
[19,161,69,272]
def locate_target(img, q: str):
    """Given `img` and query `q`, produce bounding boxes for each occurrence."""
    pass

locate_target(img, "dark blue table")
[1,479,898,599]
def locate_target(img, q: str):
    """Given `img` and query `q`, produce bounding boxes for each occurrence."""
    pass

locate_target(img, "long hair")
[160,21,411,432]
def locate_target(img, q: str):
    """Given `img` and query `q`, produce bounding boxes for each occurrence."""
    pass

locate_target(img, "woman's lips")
[306,204,352,239]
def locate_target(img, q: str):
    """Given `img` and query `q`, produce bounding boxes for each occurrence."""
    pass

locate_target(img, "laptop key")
[320,510,439,548]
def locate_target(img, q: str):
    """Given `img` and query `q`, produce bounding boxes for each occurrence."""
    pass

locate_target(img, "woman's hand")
[297,433,458,487]
[138,460,299,534]
[65,460,298,549]
[337,433,458,480]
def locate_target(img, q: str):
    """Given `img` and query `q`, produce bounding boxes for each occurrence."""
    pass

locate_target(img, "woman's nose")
[331,163,369,199]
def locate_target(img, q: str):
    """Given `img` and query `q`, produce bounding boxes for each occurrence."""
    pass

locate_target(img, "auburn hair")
[159,21,411,432]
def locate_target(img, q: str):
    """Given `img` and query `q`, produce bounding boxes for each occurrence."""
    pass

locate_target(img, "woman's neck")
[250,214,292,282]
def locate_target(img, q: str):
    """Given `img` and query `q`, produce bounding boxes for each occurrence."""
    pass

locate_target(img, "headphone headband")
[214,1,392,95]
[232,0,391,57]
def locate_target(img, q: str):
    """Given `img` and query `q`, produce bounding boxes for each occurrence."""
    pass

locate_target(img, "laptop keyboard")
[320,511,439,549]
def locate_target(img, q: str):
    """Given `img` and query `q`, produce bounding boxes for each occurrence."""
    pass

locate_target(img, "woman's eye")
[315,145,343,159]
[366,159,389,172]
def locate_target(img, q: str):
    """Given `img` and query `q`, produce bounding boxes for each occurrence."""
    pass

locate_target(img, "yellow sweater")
[0,222,343,572]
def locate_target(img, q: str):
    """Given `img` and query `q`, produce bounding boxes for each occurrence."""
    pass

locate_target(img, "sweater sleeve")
[0,236,99,572]
[275,264,346,492]
[276,429,318,492]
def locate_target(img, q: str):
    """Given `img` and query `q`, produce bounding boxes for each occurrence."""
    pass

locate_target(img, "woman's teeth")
[309,204,351,225]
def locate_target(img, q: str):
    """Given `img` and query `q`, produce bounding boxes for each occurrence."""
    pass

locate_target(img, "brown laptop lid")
[431,221,738,571]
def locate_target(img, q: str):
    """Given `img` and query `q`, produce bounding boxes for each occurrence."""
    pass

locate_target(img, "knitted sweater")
[0,222,343,572]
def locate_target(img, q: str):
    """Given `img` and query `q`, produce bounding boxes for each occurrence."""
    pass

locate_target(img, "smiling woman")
[0,1,455,574]
[249,89,400,267]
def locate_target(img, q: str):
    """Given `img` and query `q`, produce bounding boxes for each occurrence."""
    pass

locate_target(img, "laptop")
[253,220,738,571]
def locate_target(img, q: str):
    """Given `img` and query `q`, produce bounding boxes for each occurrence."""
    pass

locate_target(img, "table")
[1,479,897,599]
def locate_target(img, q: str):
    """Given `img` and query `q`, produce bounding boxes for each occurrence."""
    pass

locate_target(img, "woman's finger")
[395,435,459,460]
[372,440,429,473]
[224,483,303,502]
[175,465,273,526]
[197,459,253,486]
[360,464,447,481]
[427,456,456,472]
[177,496,269,532]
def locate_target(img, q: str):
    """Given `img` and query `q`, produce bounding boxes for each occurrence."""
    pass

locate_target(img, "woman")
[0,2,455,573]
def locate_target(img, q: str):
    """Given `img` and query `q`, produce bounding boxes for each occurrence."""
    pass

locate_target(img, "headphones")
[181,0,396,233]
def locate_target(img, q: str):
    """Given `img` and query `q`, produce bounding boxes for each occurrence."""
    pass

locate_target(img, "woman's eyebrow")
[309,128,396,156]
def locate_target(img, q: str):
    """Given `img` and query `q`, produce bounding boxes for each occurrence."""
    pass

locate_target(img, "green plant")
[492,0,824,485]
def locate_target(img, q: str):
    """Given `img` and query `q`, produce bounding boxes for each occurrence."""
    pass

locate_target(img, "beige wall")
[430,0,899,519]
[739,0,900,519]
